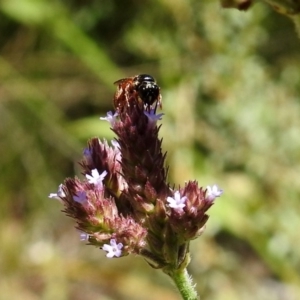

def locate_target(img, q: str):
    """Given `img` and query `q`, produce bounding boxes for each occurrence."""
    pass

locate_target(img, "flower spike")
[50,74,223,300]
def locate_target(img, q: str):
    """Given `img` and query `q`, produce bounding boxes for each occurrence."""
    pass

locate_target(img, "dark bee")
[113,74,162,111]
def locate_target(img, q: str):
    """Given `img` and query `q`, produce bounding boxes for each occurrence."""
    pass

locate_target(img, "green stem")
[168,268,199,300]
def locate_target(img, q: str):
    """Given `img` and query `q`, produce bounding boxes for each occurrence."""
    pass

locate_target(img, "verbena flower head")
[50,75,223,271]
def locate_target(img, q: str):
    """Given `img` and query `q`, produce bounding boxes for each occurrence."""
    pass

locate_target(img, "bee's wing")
[113,77,132,85]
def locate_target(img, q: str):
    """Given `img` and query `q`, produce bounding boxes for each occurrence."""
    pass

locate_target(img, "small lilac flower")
[86,169,107,188]
[83,148,93,163]
[167,191,187,209]
[100,111,118,126]
[102,239,123,258]
[49,184,65,201]
[83,148,92,157]
[73,191,87,204]
[80,232,89,241]
[144,109,164,123]
[206,184,223,201]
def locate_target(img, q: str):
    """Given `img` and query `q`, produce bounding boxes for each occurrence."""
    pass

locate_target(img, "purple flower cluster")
[49,85,222,269]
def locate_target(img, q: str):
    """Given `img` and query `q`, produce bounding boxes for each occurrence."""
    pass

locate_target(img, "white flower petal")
[102,239,123,258]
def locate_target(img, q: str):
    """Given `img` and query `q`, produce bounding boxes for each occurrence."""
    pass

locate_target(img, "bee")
[113,74,162,111]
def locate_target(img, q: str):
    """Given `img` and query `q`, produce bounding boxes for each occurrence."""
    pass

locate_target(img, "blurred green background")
[1,0,300,299]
